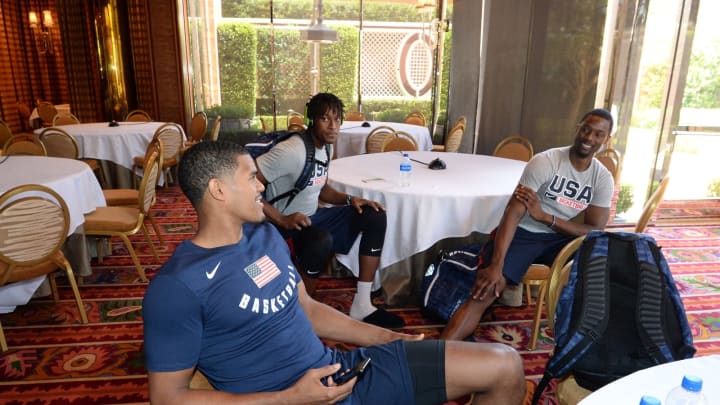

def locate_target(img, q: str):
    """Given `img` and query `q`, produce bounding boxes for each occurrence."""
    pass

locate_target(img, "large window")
[183,0,453,139]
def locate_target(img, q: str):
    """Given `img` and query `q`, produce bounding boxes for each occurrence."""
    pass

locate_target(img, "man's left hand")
[350,197,385,214]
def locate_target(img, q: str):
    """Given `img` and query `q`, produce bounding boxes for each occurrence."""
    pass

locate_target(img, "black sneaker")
[371,287,384,299]
[362,308,405,329]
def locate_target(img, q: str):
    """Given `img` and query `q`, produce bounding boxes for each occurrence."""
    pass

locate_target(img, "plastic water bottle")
[665,375,708,405]
[399,153,412,187]
[640,395,662,405]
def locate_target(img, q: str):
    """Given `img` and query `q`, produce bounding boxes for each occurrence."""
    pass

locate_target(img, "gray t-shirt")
[256,135,331,216]
[518,146,614,233]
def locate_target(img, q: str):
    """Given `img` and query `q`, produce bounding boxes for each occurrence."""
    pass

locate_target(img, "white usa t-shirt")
[518,146,614,233]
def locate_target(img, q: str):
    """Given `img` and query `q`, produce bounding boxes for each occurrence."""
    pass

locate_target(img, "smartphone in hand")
[334,357,371,385]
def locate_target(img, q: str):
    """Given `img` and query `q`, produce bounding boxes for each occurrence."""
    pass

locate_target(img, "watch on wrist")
[346,195,353,206]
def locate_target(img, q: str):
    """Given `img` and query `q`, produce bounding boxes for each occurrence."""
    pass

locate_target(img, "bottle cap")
[639,395,661,405]
[681,374,703,392]
[402,152,409,157]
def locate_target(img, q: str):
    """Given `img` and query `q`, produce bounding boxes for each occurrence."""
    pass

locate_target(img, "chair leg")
[147,211,165,246]
[49,273,59,302]
[0,321,7,352]
[141,222,160,262]
[96,238,104,264]
[62,260,89,324]
[528,281,549,351]
[119,234,148,282]
[95,166,108,189]
[132,164,141,189]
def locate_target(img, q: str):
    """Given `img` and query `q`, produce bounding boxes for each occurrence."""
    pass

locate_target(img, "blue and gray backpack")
[532,231,696,404]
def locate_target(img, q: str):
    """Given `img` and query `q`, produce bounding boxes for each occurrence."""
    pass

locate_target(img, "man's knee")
[293,227,333,277]
[356,208,387,233]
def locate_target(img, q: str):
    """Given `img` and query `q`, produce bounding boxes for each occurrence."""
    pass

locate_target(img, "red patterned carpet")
[1,187,719,405]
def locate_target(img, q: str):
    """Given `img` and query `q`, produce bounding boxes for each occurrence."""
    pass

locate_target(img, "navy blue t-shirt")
[143,222,333,393]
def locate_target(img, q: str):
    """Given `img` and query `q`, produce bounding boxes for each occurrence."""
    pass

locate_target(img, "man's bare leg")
[444,341,525,405]
[440,276,506,340]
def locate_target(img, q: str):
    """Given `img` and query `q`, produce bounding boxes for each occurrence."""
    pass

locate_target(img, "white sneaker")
[498,283,523,307]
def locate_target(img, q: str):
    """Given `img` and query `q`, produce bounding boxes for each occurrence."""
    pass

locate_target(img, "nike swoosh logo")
[206,261,222,279]
[370,248,382,253]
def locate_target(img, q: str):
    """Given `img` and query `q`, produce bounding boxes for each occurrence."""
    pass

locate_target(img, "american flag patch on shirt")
[243,255,281,288]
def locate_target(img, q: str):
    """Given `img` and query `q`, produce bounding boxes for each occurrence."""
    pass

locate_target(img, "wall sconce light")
[29,10,54,55]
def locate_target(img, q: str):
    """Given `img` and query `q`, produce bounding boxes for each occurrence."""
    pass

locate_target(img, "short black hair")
[581,108,614,134]
[306,93,344,128]
[178,141,248,208]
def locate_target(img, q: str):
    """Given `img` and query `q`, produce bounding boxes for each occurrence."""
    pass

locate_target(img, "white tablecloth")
[336,121,433,158]
[579,355,720,404]
[34,121,172,170]
[0,155,106,313]
[327,151,526,277]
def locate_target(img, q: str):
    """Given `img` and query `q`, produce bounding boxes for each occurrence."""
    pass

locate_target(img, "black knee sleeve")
[356,209,387,256]
[293,226,333,277]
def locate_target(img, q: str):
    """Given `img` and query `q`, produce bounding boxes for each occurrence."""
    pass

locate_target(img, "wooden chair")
[36,101,57,127]
[287,111,305,128]
[38,127,107,188]
[132,123,184,188]
[546,235,592,404]
[345,111,366,121]
[53,112,81,126]
[382,130,418,152]
[287,122,306,133]
[493,135,534,162]
[259,117,270,133]
[0,120,12,146]
[103,138,165,247]
[209,116,222,141]
[634,176,671,233]
[523,235,586,351]
[433,116,466,152]
[365,125,395,153]
[403,111,426,126]
[596,148,622,184]
[16,101,33,132]
[0,184,89,352]
[2,134,47,156]
[84,148,162,282]
[125,109,152,122]
[183,111,208,151]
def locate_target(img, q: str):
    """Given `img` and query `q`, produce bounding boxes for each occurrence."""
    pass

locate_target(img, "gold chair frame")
[493,135,534,162]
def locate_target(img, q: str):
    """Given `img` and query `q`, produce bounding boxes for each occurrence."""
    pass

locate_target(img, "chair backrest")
[365,125,395,153]
[287,122,306,133]
[259,117,270,133]
[345,111,365,121]
[382,130,418,152]
[403,111,426,127]
[188,111,208,142]
[38,127,79,159]
[287,111,305,127]
[493,135,534,162]
[0,120,12,145]
[16,102,32,132]
[153,123,184,162]
[595,147,622,184]
[138,148,161,216]
[546,235,587,330]
[209,116,222,141]
[635,176,671,233]
[126,109,152,122]
[53,112,81,126]
[2,134,47,156]
[36,102,58,125]
[443,120,466,153]
[0,184,69,285]
[454,115,467,129]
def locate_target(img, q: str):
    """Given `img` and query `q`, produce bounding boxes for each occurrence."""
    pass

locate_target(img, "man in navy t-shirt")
[143,141,525,404]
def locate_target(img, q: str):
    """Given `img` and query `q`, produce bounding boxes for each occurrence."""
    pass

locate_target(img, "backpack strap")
[532,232,611,404]
[266,132,326,207]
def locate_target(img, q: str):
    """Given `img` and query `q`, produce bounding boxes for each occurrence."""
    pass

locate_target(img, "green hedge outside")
[217,22,257,118]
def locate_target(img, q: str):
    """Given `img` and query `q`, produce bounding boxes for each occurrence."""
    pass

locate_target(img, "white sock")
[349,281,377,320]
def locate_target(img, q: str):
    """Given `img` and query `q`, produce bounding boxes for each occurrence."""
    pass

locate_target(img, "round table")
[579,355,720,404]
[0,155,106,312]
[336,121,433,158]
[327,151,526,284]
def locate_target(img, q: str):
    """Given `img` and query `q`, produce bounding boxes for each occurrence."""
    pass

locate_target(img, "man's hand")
[514,184,547,223]
[349,197,385,214]
[471,263,504,301]
[280,212,312,231]
[285,364,356,404]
